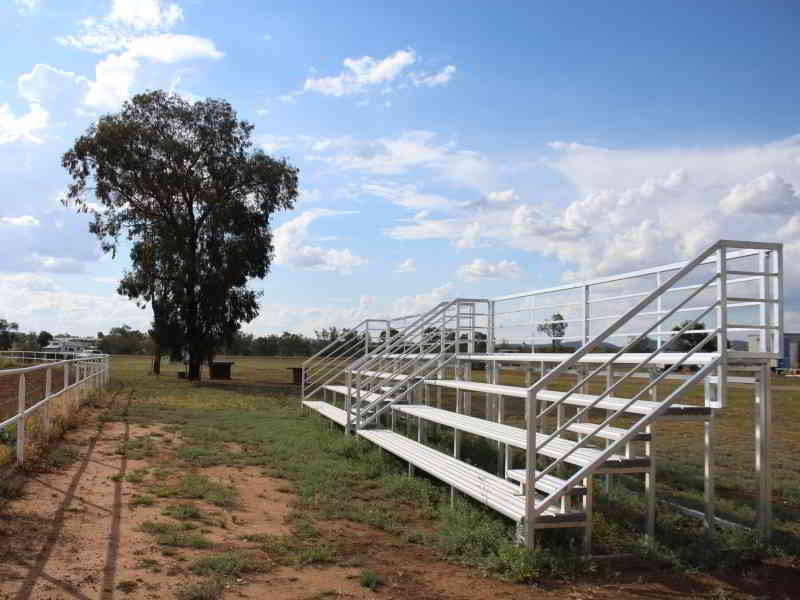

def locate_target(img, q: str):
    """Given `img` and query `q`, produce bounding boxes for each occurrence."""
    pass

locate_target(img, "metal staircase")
[301,240,783,552]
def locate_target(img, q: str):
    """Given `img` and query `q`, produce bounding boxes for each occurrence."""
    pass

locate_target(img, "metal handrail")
[532,327,719,489]
[535,355,721,517]
[353,299,489,427]
[358,353,458,428]
[348,301,467,401]
[303,319,370,366]
[521,240,731,527]
[533,278,719,428]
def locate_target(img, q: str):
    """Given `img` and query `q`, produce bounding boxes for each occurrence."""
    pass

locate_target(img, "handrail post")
[17,374,26,465]
[716,244,728,408]
[524,387,537,548]
[345,370,353,435]
[44,367,52,440]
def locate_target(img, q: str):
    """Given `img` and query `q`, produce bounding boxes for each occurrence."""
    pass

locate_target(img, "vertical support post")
[44,367,52,440]
[716,244,728,408]
[16,374,26,465]
[583,284,590,345]
[524,388,537,549]
[704,408,716,532]
[345,370,352,435]
[604,364,613,491]
[645,424,655,538]
[773,248,783,358]
[583,476,593,555]
[755,362,772,539]
[655,271,663,349]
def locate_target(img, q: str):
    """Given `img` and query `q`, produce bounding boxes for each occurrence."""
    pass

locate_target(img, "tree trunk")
[152,341,161,375]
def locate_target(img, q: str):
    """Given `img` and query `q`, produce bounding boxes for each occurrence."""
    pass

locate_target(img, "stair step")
[565,422,651,442]
[392,405,650,472]
[507,470,587,497]
[302,400,348,426]
[351,369,423,382]
[357,429,585,525]
[424,380,710,417]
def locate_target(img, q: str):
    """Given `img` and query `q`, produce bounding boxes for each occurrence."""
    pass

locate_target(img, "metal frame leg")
[755,363,772,539]
[645,424,656,538]
[704,411,716,532]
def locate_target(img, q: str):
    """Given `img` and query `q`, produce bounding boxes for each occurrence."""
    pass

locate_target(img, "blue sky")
[1,0,799,336]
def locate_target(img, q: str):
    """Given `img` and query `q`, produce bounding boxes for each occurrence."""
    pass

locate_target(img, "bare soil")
[1,404,798,600]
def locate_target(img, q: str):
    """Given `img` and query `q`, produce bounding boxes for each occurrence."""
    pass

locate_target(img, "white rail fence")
[0,351,111,466]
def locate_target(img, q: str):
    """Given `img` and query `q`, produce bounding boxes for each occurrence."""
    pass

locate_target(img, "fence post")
[44,367,52,439]
[17,374,26,465]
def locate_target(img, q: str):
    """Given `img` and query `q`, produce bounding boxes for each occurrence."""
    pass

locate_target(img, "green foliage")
[62,90,299,379]
[190,550,264,577]
[176,579,225,600]
[140,520,212,548]
[173,473,238,508]
[537,313,568,351]
[162,502,206,521]
[359,570,385,590]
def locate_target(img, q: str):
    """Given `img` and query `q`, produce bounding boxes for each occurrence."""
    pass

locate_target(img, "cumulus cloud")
[361,182,454,210]
[108,0,183,30]
[274,209,367,273]
[307,131,494,190]
[18,64,91,122]
[303,48,417,97]
[43,0,222,114]
[0,215,40,226]
[0,102,48,144]
[390,283,454,317]
[14,0,38,14]
[720,172,799,215]
[454,222,482,249]
[395,258,417,273]
[410,65,456,87]
[457,259,521,281]
[0,273,149,334]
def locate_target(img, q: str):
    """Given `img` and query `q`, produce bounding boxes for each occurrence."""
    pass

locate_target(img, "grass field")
[2,354,799,599]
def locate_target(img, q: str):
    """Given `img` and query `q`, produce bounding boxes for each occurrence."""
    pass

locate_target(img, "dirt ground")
[1,404,799,600]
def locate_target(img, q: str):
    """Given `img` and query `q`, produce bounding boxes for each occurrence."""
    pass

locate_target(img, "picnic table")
[286,367,303,385]
[209,361,235,380]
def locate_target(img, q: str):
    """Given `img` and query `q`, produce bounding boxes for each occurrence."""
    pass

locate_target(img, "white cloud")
[0,103,48,144]
[454,222,481,249]
[303,48,417,97]
[486,189,517,204]
[390,283,453,317]
[457,259,522,281]
[410,65,456,87]
[59,0,185,53]
[1,215,40,226]
[307,131,494,190]
[297,188,321,204]
[395,258,417,273]
[14,0,38,14]
[361,182,454,210]
[126,34,223,63]
[18,64,91,121]
[720,172,799,215]
[0,273,149,334]
[108,0,183,30]
[274,209,367,273]
[51,0,220,113]
[258,134,292,154]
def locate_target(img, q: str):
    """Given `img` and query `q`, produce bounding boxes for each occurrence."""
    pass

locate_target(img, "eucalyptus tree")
[63,90,298,379]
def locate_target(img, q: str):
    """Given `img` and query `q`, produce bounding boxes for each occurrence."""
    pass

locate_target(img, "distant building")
[42,337,98,354]
[748,333,800,369]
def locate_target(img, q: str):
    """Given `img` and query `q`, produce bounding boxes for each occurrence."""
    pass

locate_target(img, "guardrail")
[0,353,111,466]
